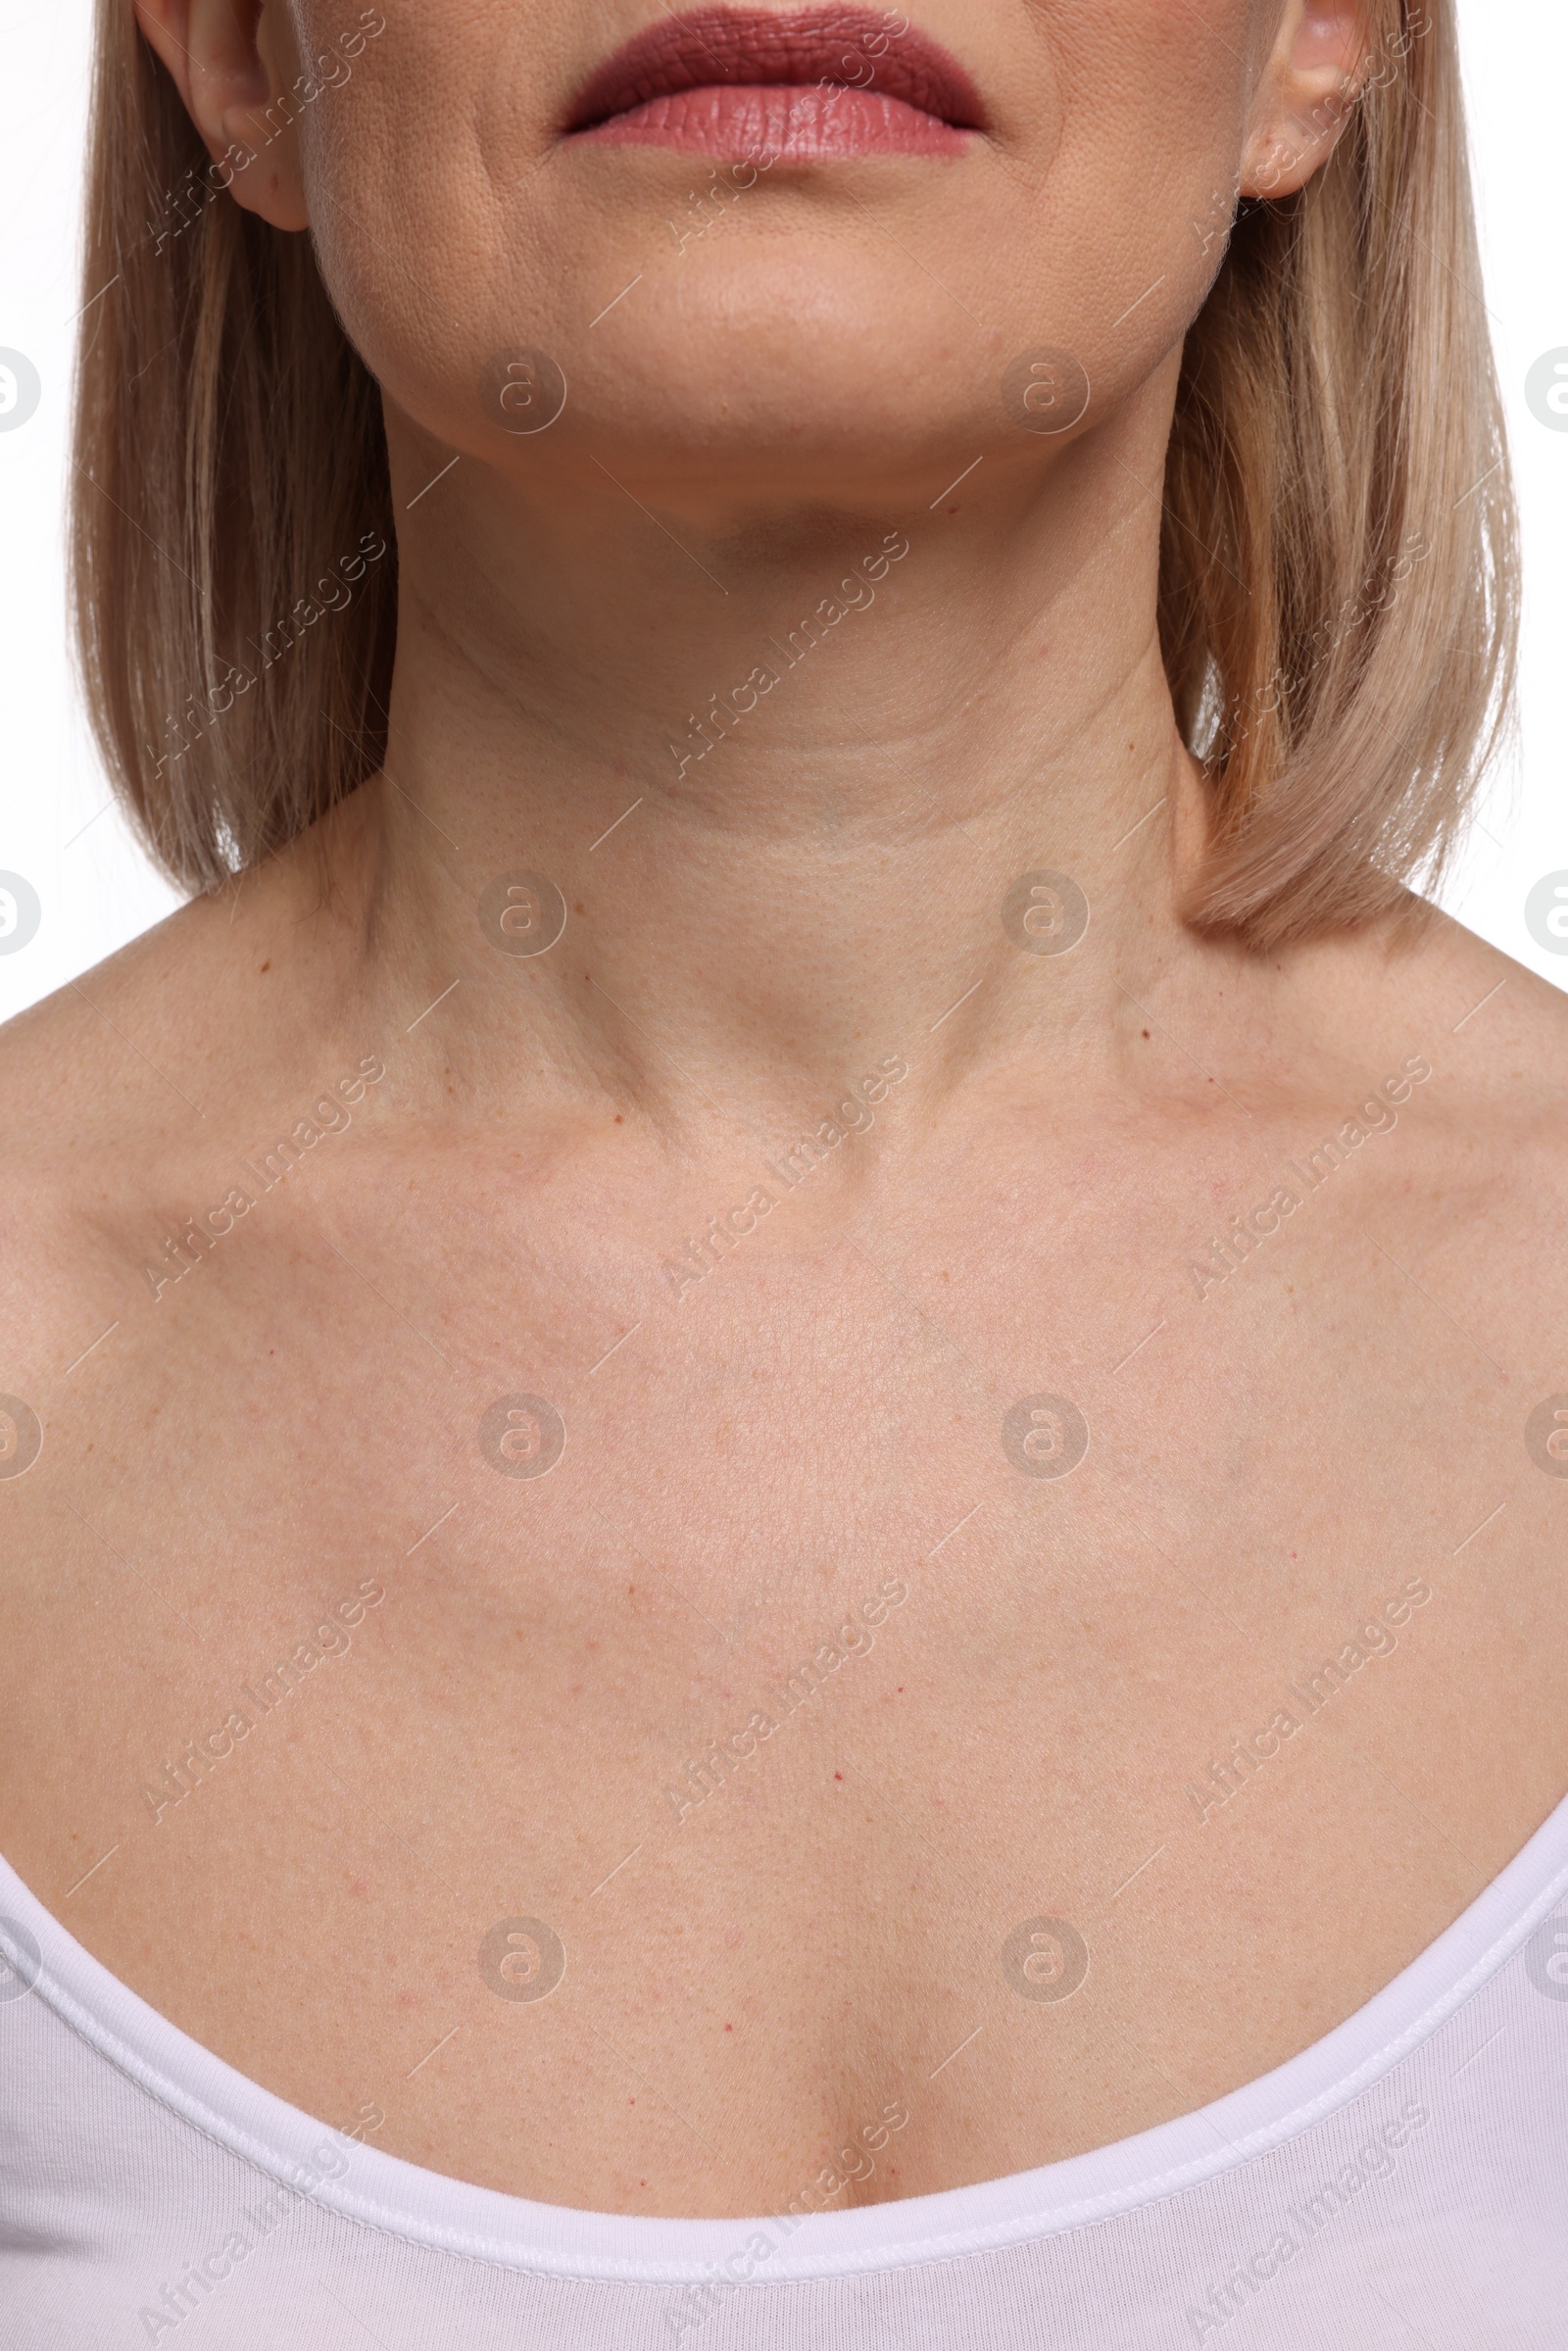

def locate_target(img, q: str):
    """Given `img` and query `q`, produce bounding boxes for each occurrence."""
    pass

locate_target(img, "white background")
[1,0,1564,1020]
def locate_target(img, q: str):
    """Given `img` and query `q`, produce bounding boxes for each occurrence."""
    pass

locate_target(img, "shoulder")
[1302,897,1568,1343]
[0,818,373,1390]
[0,898,212,1372]
[1353,900,1568,1151]
[1253,886,1566,1126]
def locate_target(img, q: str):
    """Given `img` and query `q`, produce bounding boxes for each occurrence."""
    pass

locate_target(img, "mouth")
[564,7,986,161]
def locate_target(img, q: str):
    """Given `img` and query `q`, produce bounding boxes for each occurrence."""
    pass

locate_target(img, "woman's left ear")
[1241,0,1372,200]
[132,0,311,232]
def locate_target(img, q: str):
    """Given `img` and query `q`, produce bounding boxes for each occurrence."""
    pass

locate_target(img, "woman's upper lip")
[564,6,987,135]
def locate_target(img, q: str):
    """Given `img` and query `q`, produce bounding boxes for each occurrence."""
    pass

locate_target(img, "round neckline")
[4,1790,1567,2286]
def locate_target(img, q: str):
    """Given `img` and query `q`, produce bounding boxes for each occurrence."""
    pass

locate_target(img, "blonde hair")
[73,0,1517,947]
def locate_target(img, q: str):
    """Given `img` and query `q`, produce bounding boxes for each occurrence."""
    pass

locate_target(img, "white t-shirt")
[2,1792,1566,2348]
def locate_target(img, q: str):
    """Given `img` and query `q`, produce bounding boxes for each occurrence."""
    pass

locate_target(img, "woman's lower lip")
[570,85,972,160]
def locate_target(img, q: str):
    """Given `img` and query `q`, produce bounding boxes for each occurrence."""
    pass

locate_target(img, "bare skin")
[2,0,1565,2224]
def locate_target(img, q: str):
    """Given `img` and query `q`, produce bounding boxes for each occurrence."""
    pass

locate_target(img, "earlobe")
[131,0,310,233]
[1240,0,1371,203]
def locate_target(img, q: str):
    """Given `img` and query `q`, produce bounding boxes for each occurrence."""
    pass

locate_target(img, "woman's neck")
[340,361,1224,1138]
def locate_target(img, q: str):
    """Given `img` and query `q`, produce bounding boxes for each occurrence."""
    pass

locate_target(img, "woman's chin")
[380,328,1030,510]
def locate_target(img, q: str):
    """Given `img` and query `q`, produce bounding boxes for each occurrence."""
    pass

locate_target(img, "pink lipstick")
[564,7,985,161]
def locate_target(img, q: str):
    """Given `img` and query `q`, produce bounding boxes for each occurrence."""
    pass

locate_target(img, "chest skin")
[2,1066,1565,2221]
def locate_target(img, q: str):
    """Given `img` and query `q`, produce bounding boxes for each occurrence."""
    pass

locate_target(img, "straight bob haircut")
[71,0,1518,950]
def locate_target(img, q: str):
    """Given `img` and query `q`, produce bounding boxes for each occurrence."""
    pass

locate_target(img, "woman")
[1,0,1563,2339]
